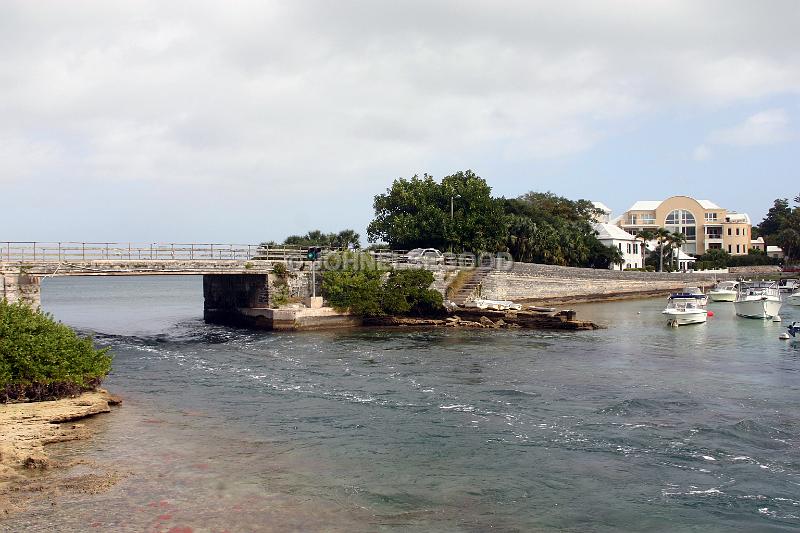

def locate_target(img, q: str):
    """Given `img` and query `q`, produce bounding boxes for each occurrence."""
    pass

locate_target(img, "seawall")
[478,263,732,303]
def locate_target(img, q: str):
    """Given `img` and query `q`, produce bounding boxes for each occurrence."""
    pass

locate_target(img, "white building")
[593,222,642,270]
[591,201,612,224]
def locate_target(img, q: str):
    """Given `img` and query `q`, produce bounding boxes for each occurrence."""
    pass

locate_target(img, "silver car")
[406,248,444,265]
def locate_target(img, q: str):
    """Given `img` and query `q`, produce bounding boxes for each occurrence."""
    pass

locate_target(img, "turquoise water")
[4,276,800,532]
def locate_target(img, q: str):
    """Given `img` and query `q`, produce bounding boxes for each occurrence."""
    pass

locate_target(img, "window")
[705,212,718,222]
[728,245,732,253]
[633,243,639,254]
[627,215,637,224]
[665,210,695,225]
[618,243,622,251]
[627,243,631,253]
[728,228,732,236]
[736,244,740,253]
[736,228,740,235]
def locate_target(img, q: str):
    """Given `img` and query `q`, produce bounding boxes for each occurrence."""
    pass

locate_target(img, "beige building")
[616,195,751,256]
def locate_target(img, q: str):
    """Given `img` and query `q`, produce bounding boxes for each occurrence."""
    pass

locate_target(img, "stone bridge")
[0,242,462,329]
[1,241,738,329]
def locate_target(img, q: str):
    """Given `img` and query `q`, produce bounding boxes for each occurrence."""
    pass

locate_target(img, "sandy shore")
[0,389,121,517]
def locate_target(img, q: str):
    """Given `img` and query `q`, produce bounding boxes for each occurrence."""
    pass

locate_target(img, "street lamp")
[450,194,461,253]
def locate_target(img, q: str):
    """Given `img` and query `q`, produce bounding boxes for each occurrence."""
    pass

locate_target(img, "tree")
[756,197,800,261]
[283,229,360,248]
[654,228,672,272]
[367,171,507,252]
[757,199,791,242]
[504,192,607,267]
[635,229,655,270]
[669,232,687,271]
[776,227,800,260]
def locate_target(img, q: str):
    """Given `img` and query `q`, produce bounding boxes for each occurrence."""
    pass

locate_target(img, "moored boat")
[778,279,799,293]
[708,281,738,302]
[668,286,708,307]
[662,298,708,326]
[734,281,782,319]
[788,290,800,307]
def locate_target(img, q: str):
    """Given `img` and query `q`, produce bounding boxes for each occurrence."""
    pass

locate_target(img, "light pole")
[449,194,460,253]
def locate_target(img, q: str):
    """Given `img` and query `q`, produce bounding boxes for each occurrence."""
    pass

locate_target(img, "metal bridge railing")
[0,242,480,267]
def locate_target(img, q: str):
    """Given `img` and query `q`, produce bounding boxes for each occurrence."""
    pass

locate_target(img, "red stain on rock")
[191,463,210,470]
[90,522,102,527]
[167,527,193,533]
[157,514,173,521]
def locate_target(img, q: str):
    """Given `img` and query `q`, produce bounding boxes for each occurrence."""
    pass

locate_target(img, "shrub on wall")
[0,300,112,402]
[322,264,444,318]
[381,269,444,317]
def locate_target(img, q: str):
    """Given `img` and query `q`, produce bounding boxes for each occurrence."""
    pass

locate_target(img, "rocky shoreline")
[366,308,600,330]
[0,389,121,517]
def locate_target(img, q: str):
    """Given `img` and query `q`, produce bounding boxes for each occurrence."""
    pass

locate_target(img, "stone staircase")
[451,267,493,306]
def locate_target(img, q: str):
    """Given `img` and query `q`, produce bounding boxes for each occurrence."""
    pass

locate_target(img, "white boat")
[734,282,782,319]
[708,281,738,302]
[662,298,708,325]
[778,279,799,293]
[468,299,522,311]
[788,290,800,307]
[668,286,708,307]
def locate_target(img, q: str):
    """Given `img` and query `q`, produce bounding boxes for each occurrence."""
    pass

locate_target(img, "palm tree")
[635,229,655,269]
[655,228,672,272]
[669,232,687,271]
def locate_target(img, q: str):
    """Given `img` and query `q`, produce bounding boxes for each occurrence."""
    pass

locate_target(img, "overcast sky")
[2,1,798,244]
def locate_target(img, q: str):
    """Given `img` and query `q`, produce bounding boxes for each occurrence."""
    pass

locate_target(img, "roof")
[593,222,638,242]
[676,250,696,261]
[726,212,751,224]
[591,201,611,214]
[767,246,783,253]
[628,201,661,211]
[627,198,721,212]
[751,237,765,244]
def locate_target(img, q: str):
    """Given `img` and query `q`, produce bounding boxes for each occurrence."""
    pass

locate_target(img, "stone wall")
[1,272,41,307]
[480,263,729,302]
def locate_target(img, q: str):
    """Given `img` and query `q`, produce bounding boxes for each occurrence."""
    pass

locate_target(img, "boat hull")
[662,310,707,325]
[788,294,800,307]
[734,298,782,319]
[708,291,736,302]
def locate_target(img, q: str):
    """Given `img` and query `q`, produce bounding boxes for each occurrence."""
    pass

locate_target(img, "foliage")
[756,197,800,260]
[381,269,443,317]
[272,262,288,277]
[693,248,782,270]
[282,229,361,248]
[586,242,625,269]
[367,171,508,252]
[270,262,291,308]
[757,199,792,241]
[0,300,112,402]
[321,256,443,317]
[321,259,385,317]
[504,192,610,267]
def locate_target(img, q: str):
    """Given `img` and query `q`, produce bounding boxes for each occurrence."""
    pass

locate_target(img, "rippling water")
[4,276,800,532]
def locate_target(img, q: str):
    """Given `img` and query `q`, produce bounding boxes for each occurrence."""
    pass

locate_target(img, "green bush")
[322,267,384,316]
[0,300,112,402]
[381,269,444,317]
[322,264,444,318]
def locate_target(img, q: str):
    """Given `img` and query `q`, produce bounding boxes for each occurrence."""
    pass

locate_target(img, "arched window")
[665,210,695,225]
[664,209,697,254]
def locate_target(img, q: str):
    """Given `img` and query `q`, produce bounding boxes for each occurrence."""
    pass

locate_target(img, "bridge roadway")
[0,241,472,307]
